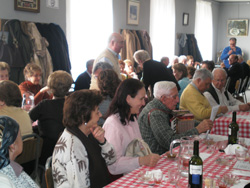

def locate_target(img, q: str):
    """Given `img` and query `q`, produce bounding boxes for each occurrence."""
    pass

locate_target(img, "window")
[66,0,113,80]
[150,0,175,61]
[195,0,213,61]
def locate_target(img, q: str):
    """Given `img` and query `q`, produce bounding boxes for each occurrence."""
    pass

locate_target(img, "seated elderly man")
[138,81,213,155]
[204,68,250,112]
[180,68,228,121]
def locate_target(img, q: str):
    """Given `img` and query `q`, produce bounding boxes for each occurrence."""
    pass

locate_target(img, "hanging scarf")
[67,126,110,188]
[0,116,19,169]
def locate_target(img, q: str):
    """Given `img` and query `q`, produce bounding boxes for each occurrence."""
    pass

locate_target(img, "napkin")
[232,170,250,177]
[224,144,247,155]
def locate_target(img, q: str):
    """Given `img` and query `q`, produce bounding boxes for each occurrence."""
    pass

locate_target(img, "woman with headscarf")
[0,116,38,187]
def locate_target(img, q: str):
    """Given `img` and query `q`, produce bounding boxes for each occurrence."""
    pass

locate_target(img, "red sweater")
[19,81,52,105]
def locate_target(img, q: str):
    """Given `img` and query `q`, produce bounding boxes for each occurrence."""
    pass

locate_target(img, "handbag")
[125,138,152,157]
[0,20,25,68]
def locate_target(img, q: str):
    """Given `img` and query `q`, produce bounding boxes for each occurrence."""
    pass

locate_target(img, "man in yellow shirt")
[180,68,227,121]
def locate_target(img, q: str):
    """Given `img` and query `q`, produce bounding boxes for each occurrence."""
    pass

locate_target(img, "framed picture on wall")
[127,0,140,25]
[227,19,248,37]
[14,0,40,13]
[183,13,189,26]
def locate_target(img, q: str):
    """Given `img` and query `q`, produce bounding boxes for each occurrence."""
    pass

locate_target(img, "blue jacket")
[220,46,242,68]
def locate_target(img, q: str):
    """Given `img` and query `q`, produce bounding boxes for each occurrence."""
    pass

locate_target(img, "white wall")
[113,0,150,32]
[0,0,66,33]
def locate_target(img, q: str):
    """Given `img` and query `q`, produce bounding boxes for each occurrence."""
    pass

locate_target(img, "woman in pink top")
[103,79,160,176]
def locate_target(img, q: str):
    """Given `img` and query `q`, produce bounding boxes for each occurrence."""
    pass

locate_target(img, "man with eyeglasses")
[220,37,242,68]
[180,69,228,121]
[204,68,250,111]
[138,81,213,155]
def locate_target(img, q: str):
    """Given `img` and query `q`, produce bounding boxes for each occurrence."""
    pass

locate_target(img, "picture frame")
[183,13,189,26]
[127,0,140,25]
[227,19,248,37]
[14,0,40,13]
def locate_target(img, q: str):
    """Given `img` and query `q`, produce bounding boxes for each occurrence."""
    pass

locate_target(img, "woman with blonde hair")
[19,63,52,105]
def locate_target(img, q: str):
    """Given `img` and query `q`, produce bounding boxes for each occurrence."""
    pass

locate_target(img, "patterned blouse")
[52,129,116,188]
[0,162,38,188]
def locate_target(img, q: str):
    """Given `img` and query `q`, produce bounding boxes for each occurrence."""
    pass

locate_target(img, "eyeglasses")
[162,94,179,100]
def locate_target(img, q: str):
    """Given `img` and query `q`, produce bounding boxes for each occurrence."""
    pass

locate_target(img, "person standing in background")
[220,37,242,68]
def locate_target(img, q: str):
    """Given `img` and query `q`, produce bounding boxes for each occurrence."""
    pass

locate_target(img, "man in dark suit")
[74,59,94,90]
[133,50,180,94]
[224,54,243,94]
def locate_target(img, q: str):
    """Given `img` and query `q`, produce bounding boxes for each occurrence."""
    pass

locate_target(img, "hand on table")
[239,104,250,111]
[139,153,160,167]
[196,119,213,134]
[220,106,228,114]
[90,126,105,144]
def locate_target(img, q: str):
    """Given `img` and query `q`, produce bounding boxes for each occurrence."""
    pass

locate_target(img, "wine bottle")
[188,140,203,188]
[228,111,239,145]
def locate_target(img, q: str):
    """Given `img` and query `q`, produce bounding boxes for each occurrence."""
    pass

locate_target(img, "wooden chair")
[15,133,43,180]
[45,156,54,188]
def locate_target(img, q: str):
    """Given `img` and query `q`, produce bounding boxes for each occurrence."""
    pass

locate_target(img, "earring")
[84,122,87,126]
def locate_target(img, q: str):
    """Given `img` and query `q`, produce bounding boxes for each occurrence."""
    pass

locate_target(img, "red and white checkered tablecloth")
[211,111,250,138]
[105,142,250,188]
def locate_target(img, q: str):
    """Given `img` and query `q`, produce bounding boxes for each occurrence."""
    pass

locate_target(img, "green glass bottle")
[228,111,239,145]
[188,140,203,188]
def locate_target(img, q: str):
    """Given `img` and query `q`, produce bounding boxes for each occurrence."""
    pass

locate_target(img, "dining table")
[105,134,250,188]
[211,111,250,138]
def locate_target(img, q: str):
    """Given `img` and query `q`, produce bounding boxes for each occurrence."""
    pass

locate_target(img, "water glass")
[168,169,180,184]
[21,92,34,112]
[235,148,247,161]
[153,171,163,184]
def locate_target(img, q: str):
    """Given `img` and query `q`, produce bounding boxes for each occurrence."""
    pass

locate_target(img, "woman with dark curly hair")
[97,69,121,125]
[103,79,160,175]
[29,70,73,165]
[52,90,116,188]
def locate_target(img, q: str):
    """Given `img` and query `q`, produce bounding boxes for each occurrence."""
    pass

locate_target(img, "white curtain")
[195,0,213,61]
[150,0,175,61]
[66,0,113,80]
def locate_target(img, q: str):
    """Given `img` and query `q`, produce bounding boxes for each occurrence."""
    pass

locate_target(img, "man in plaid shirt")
[138,81,213,155]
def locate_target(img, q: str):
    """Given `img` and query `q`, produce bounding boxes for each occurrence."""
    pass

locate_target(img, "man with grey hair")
[138,81,213,155]
[133,50,180,93]
[90,33,123,89]
[160,56,169,67]
[74,59,94,91]
[204,68,250,111]
[180,68,228,121]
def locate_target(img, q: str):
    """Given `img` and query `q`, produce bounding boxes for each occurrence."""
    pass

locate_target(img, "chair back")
[225,77,231,91]
[15,133,43,179]
[45,156,54,188]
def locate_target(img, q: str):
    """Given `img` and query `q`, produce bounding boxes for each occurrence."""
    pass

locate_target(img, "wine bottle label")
[228,128,231,135]
[190,165,202,175]
[192,174,201,185]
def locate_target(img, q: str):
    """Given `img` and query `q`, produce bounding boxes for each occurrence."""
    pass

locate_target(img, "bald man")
[90,33,124,90]
[204,68,250,112]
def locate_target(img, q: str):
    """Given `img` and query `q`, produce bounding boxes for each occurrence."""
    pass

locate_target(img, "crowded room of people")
[1,0,250,188]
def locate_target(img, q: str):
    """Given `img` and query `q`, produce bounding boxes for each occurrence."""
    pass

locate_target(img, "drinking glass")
[153,171,163,184]
[235,148,247,161]
[168,169,180,185]
[21,92,35,112]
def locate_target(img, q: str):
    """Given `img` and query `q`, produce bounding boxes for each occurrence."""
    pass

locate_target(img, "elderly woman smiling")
[19,63,52,105]
[0,116,38,187]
